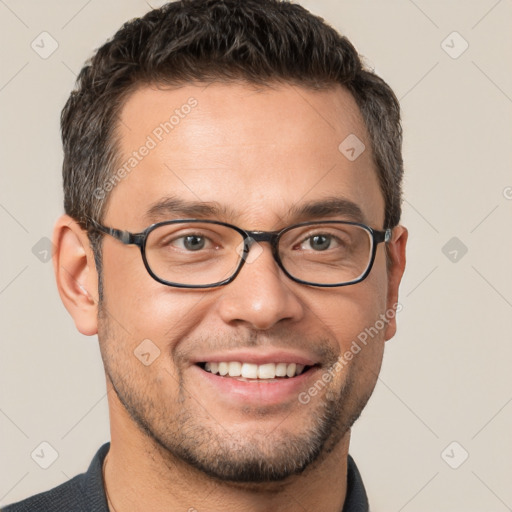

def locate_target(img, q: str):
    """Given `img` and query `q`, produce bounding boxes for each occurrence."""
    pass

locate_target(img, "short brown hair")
[61,0,403,235]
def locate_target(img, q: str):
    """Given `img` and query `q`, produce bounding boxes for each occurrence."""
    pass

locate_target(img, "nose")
[216,242,305,330]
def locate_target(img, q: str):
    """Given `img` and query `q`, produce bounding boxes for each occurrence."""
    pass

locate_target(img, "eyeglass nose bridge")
[240,230,281,262]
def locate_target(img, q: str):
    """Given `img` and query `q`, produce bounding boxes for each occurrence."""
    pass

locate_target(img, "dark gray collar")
[343,454,370,511]
[86,444,369,512]
[4,442,368,511]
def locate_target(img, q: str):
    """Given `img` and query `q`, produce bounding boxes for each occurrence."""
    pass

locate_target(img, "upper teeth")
[204,362,305,379]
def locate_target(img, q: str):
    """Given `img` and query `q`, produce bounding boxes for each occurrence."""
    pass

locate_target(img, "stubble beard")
[98,306,377,484]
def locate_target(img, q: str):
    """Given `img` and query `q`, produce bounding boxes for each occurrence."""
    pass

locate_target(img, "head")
[54,0,407,484]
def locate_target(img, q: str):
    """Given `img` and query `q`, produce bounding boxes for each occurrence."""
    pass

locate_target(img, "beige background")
[1,1,511,510]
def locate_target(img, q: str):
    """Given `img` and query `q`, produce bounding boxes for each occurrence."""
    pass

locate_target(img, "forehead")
[106,82,385,229]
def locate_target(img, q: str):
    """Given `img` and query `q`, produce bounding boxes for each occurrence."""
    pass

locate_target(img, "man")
[4,0,407,510]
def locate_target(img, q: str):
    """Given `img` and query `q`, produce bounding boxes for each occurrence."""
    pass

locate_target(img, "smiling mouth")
[197,361,316,381]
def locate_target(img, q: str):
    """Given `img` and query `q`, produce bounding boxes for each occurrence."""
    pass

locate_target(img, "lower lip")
[191,365,320,406]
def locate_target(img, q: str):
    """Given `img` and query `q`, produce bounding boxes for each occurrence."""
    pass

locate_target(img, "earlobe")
[384,225,408,341]
[53,215,99,336]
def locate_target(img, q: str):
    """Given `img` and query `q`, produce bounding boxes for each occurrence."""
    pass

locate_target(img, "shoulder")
[2,443,110,512]
[2,474,88,512]
[343,454,370,512]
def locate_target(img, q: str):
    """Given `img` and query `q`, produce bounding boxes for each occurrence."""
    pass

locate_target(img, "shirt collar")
[86,444,368,512]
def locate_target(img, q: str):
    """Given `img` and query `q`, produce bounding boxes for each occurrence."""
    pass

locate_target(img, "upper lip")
[191,349,319,366]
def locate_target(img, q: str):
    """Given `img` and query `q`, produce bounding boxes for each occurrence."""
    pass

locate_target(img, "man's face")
[97,82,402,482]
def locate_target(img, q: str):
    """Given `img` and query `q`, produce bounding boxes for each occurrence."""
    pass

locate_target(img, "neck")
[104,392,350,512]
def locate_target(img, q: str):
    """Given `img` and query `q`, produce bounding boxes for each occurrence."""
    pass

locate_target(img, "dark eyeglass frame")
[89,219,392,289]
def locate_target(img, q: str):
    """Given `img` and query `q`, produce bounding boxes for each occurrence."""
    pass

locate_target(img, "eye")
[150,224,229,254]
[298,233,343,251]
[306,234,333,251]
[173,234,209,251]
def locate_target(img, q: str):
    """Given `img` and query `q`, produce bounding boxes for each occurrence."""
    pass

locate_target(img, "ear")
[53,215,99,336]
[383,225,408,341]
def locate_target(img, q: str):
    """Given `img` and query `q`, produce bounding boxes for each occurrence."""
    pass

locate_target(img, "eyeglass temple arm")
[375,228,392,244]
[88,220,144,246]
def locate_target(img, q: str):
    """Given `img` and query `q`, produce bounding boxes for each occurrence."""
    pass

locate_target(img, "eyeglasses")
[89,219,391,288]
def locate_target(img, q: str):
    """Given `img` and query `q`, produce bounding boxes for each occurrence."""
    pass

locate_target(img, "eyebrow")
[144,196,366,225]
[289,197,366,224]
[145,197,233,222]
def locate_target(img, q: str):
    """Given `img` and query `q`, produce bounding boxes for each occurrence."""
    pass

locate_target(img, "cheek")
[101,248,218,357]
[306,269,388,379]
[313,278,387,342]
